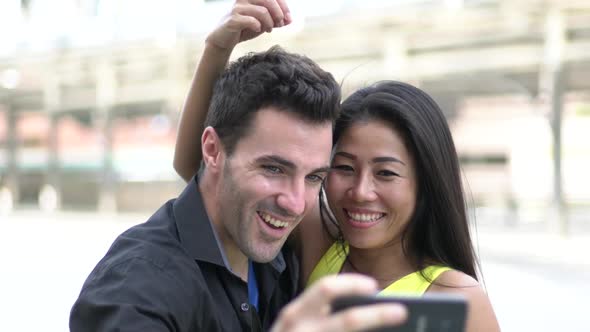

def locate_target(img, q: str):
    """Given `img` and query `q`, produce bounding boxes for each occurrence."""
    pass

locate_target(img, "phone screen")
[331,293,467,332]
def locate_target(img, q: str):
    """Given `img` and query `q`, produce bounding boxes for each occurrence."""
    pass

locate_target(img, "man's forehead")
[238,114,332,169]
[252,106,334,129]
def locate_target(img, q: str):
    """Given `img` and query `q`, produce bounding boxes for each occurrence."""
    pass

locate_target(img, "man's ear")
[201,126,225,174]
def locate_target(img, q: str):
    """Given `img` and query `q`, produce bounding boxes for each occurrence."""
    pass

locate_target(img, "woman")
[304,81,477,292]
[174,1,500,331]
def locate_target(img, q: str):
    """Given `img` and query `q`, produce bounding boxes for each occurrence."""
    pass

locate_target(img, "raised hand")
[206,0,292,50]
[174,1,292,181]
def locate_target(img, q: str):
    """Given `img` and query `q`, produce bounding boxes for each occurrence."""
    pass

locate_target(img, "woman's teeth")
[346,211,385,223]
[258,212,288,228]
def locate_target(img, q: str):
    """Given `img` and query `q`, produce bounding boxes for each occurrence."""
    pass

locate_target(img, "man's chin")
[247,247,283,263]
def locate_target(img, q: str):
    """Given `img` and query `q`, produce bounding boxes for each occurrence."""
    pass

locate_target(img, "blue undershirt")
[247,260,259,311]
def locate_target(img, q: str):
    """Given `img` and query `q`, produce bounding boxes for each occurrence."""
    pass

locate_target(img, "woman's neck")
[343,241,415,290]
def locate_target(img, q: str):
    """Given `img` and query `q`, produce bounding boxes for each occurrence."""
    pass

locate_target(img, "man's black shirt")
[70,178,299,331]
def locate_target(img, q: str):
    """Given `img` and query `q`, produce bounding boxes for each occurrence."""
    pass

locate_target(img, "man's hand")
[271,274,408,332]
[206,0,292,51]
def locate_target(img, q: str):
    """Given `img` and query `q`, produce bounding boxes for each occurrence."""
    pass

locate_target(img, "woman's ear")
[201,126,224,174]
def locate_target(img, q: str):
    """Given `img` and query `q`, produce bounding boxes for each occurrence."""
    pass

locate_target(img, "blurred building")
[1,0,589,229]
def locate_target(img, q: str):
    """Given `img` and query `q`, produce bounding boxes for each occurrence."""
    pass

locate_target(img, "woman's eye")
[332,165,354,172]
[262,165,282,174]
[377,170,399,177]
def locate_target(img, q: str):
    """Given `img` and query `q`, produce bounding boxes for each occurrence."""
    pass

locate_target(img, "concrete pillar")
[96,110,116,212]
[167,36,187,113]
[4,105,19,210]
[95,57,117,212]
[549,68,565,234]
[41,65,61,212]
[39,112,61,212]
[540,7,567,235]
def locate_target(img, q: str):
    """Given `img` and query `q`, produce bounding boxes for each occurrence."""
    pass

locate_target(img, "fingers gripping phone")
[331,293,467,332]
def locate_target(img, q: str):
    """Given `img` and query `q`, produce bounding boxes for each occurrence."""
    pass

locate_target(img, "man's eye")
[262,165,282,174]
[306,174,325,183]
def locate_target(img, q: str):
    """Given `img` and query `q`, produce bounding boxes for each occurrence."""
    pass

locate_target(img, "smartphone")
[331,293,467,332]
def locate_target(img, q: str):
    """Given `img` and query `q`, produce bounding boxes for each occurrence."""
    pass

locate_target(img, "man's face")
[217,107,332,263]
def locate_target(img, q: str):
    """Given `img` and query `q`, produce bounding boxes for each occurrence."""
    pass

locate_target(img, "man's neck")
[222,243,249,281]
[199,176,249,281]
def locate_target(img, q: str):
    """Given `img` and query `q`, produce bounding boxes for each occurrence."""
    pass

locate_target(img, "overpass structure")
[1,0,589,230]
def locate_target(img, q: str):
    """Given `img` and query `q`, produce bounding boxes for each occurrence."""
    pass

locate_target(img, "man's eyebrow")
[256,155,296,170]
[334,151,406,165]
[256,155,330,174]
[311,166,331,174]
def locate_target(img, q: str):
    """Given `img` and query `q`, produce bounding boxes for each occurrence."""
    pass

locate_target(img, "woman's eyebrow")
[372,156,406,165]
[334,151,405,165]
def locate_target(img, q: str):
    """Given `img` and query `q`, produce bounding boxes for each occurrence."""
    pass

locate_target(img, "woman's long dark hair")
[321,80,479,280]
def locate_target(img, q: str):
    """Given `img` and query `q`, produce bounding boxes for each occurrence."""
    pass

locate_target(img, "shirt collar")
[173,176,286,274]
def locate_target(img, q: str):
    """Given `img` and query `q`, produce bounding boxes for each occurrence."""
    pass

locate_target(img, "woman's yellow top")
[307,242,450,295]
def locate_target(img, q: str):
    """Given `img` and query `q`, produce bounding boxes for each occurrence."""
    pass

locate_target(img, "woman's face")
[326,119,417,250]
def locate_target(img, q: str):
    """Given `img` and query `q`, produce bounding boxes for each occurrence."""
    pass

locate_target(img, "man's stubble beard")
[219,161,281,263]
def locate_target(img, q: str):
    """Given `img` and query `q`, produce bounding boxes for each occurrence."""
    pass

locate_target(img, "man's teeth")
[259,212,288,228]
[346,211,384,223]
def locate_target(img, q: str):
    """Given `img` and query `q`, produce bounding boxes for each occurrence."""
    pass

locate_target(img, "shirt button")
[240,303,250,312]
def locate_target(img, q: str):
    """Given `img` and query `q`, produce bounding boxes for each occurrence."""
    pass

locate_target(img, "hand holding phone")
[271,274,407,332]
[331,293,467,332]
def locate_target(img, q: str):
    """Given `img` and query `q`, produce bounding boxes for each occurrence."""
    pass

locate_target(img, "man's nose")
[276,179,306,217]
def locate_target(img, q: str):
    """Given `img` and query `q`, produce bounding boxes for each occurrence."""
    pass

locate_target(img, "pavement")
[476,225,590,278]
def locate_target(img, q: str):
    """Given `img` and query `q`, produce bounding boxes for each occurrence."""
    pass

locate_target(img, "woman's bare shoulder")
[428,269,489,303]
[430,269,479,289]
[428,269,501,332]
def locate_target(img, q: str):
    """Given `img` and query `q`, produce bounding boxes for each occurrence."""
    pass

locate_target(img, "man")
[70,1,406,331]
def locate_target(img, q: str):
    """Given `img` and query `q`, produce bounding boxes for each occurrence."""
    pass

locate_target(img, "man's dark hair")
[204,45,341,156]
